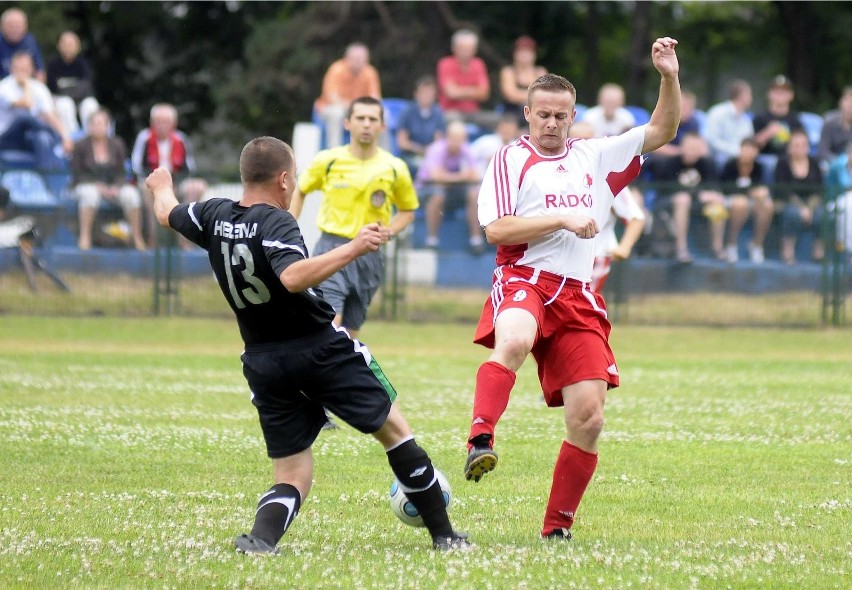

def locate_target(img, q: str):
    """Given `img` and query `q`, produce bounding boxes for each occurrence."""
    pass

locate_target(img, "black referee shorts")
[241,326,397,458]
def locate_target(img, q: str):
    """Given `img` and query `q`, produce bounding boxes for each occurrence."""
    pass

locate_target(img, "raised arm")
[145,168,180,227]
[642,37,681,154]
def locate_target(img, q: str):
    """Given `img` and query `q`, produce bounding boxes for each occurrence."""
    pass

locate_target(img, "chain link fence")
[0,178,848,327]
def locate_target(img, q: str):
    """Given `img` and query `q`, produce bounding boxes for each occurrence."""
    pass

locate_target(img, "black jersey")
[169,198,336,345]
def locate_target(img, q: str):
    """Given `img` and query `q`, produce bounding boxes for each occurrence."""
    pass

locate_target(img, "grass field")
[0,316,849,589]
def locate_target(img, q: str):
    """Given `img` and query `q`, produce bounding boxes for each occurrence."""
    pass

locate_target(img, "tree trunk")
[774,1,817,106]
[582,1,601,105]
[626,1,651,106]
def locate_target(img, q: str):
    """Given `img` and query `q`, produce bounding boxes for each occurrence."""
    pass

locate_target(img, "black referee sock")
[249,483,302,546]
[386,438,453,539]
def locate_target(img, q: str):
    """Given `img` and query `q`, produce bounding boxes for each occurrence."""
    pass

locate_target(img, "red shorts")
[474,265,619,406]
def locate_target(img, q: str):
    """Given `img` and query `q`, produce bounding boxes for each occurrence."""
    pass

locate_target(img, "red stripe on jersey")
[491,148,504,217]
[496,146,511,217]
[518,147,546,191]
[496,242,529,267]
[606,155,642,197]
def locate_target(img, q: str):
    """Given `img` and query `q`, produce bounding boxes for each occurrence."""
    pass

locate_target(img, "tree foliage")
[2,1,849,176]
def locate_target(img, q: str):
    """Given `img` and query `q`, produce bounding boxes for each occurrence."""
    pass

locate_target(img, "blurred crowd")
[311,30,850,266]
[1,13,850,266]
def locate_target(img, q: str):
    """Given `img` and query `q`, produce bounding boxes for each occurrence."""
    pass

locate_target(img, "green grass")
[0,317,849,589]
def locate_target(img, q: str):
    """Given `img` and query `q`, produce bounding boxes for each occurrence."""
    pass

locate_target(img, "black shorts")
[241,326,397,458]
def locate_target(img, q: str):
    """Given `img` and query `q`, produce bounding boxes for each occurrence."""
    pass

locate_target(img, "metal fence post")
[152,225,180,316]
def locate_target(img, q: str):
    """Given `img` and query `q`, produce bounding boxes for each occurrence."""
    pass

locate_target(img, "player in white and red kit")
[464,38,682,540]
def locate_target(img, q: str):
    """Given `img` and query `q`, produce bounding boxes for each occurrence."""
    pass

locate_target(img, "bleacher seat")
[626,105,651,126]
[1,169,59,208]
[692,109,708,137]
[202,183,243,202]
[798,111,823,156]
[382,97,410,156]
[0,149,37,170]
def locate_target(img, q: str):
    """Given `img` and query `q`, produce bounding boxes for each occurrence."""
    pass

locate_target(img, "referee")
[289,96,418,339]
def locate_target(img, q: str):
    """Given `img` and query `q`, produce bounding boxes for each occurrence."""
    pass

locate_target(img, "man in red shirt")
[436,29,490,119]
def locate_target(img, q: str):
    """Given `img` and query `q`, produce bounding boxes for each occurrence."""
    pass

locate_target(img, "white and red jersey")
[479,125,645,282]
[595,186,646,258]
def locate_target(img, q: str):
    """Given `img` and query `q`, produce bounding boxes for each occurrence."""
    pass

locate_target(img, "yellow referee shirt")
[298,146,419,239]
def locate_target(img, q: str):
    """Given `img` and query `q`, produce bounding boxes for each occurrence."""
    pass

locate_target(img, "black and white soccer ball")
[389,468,452,527]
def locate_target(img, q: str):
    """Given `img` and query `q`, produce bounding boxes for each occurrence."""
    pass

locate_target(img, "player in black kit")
[145,136,469,553]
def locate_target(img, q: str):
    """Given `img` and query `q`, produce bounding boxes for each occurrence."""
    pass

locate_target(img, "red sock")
[541,441,598,536]
[468,361,516,446]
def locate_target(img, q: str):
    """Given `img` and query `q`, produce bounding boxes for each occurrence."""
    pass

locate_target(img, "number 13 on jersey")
[221,242,271,309]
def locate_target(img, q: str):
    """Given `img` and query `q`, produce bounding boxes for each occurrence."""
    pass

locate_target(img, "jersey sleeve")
[612,187,646,222]
[478,144,520,227]
[168,201,208,248]
[390,158,419,211]
[261,211,309,277]
[597,125,646,197]
[298,149,334,194]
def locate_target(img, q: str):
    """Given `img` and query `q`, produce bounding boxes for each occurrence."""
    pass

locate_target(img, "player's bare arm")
[288,187,306,219]
[484,214,599,245]
[387,210,416,239]
[611,217,645,261]
[643,37,681,154]
[279,223,384,292]
[146,168,180,228]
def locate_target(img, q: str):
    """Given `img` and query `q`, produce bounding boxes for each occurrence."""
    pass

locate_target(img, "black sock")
[249,483,301,546]
[386,438,453,539]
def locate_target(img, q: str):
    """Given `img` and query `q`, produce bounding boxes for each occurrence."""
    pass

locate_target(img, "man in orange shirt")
[314,43,382,148]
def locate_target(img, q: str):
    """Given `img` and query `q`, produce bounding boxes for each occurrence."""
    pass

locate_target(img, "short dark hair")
[415,75,436,90]
[239,137,294,184]
[346,96,384,122]
[728,79,751,101]
[527,74,577,106]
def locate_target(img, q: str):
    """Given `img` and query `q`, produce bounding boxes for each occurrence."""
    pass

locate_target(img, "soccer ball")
[389,468,452,527]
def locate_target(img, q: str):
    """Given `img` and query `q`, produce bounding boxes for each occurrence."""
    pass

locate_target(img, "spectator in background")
[417,119,483,253]
[826,142,852,258]
[649,132,726,263]
[396,75,446,178]
[718,137,773,263]
[47,31,99,137]
[498,36,546,129]
[0,51,72,170]
[654,89,701,156]
[774,128,824,264]
[470,112,521,178]
[314,43,381,149]
[72,109,144,251]
[818,85,852,165]
[705,79,755,163]
[752,75,804,156]
[436,29,491,127]
[0,8,44,81]
[131,103,206,248]
[581,83,635,137]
